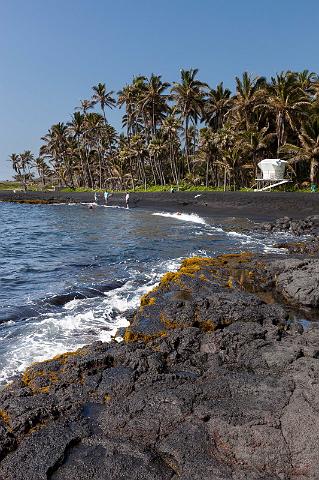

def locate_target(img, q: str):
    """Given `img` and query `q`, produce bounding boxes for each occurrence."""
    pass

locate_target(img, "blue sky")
[1,0,318,179]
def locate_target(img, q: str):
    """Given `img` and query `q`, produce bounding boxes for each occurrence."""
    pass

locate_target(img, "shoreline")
[1,190,319,222]
[1,248,319,477]
[2,194,319,476]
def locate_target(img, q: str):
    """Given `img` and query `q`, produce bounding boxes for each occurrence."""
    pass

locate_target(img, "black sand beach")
[1,190,319,221]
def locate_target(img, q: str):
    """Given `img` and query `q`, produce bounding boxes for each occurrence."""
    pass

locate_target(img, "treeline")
[9,69,319,191]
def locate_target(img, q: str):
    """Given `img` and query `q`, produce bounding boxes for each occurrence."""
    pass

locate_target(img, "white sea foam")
[101,205,128,210]
[0,255,184,385]
[226,230,252,239]
[152,211,207,224]
[209,225,225,233]
[263,245,288,254]
[63,298,84,310]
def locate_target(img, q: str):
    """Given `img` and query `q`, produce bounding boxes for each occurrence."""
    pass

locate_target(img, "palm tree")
[295,70,319,94]
[171,68,207,173]
[9,153,22,178]
[238,125,276,181]
[34,156,50,187]
[118,84,134,137]
[260,72,311,154]
[118,76,147,137]
[161,114,182,185]
[84,112,105,188]
[40,123,74,187]
[68,112,88,186]
[139,74,170,137]
[75,99,95,115]
[20,150,34,190]
[92,83,116,124]
[204,82,232,131]
[282,118,319,185]
[232,72,266,130]
[197,128,216,187]
[102,124,117,153]
[129,134,148,188]
[118,136,136,190]
[209,126,241,190]
[148,133,169,185]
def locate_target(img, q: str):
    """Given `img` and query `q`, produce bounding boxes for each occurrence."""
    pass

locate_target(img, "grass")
[0,182,56,192]
[57,185,227,193]
[0,181,21,190]
[130,185,228,192]
[0,181,315,193]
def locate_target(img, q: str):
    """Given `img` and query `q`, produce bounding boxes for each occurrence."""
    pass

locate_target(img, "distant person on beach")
[125,192,130,209]
[104,191,109,204]
[94,192,98,204]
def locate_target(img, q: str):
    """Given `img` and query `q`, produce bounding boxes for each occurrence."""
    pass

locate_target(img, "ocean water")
[0,202,293,384]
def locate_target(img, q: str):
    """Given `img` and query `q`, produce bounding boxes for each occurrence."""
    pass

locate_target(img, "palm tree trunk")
[129,159,135,191]
[185,117,191,174]
[84,146,94,188]
[138,155,147,188]
[102,106,107,125]
[169,143,177,184]
[205,156,209,187]
[310,158,319,185]
[277,112,284,156]
[149,154,157,185]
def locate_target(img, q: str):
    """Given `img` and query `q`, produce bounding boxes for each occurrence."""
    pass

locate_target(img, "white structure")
[255,158,290,191]
[258,159,287,180]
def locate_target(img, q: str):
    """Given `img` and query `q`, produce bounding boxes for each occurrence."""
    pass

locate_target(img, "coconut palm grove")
[9,69,319,191]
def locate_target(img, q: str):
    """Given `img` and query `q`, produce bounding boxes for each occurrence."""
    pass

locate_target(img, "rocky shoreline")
[1,228,319,479]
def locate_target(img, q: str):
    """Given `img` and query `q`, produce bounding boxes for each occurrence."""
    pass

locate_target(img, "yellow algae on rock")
[21,347,89,394]
[140,293,156,307]
[52,349,88,364]
[160,312,181,330]
[123,328,167,343]
[22,369,60,394]
[0,410,12,430]
[124,252,256,344]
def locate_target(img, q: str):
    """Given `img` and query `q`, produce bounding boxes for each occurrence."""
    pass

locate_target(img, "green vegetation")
[0,181,21,190]
[8,70,319,191]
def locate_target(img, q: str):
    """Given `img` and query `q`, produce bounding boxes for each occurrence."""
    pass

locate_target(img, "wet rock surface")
[257,215,319,236]
[268,258,319,308]
[1,254,319,479]
[274,238,319,255]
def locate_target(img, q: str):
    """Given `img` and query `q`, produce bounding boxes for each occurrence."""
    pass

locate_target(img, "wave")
[0,281,124,324]
[0,257,183,385]
[152,211,207,224]
[101,205,128,210]
[61,203,129,210]
[46,282,124,307]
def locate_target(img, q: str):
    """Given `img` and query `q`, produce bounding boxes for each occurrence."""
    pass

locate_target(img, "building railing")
[256,170,290,181]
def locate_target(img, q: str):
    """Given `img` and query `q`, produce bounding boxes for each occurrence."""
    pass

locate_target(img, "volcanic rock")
[1,254,319,479]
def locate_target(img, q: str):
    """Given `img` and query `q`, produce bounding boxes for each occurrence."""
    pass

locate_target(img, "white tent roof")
[258,159,288,167]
